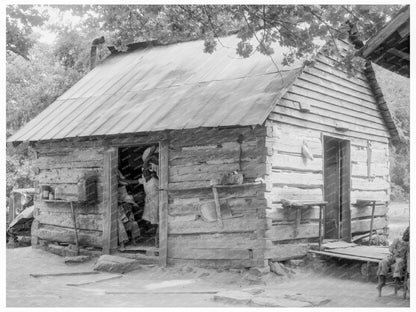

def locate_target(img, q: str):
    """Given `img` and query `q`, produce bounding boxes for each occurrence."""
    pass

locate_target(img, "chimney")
[90,36,105,70]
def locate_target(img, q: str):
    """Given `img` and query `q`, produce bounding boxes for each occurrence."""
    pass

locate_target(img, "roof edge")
[363,61,401,143]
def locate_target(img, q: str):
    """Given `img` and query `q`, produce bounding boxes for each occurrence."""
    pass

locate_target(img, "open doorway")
[117,144,159,250]
[323,136,351,241]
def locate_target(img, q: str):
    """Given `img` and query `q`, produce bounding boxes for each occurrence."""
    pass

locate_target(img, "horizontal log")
[350,205,388,219]
[168,247,252,260]
[167,258,256,269]
[351,177,390,191]
[36,224,102,247]
[35,200,102,215]
[168,216,261,235]
[35,140,105,151]
[33,148,104,170]
[36,168,102,185]
[169,140,261,166]
[351,163,389,177]
[272,170,323,187]
[271,153,323,172]
[169,126,266,147]
[37,211,103,231]
[265,222,320,241]
[351,217,387,233]
[264,243,310,260]
[266,206,321,221]
[350,146,388,163]
[269,187,323,203]
[167,232,259,249]
[351,190,389,203]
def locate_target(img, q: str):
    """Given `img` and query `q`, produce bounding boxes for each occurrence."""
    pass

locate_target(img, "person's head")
[402,226,409,242]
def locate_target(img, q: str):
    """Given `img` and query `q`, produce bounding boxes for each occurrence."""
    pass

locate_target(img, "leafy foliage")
[5,4,409,199]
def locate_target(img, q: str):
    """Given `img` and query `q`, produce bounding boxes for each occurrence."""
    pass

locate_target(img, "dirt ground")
[6,246,410,308]
[5,201,411,308]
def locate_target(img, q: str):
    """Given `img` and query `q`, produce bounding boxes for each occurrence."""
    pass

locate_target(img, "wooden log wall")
[166,126,269,268]
[264,51,391,256]
[31,140,105,248]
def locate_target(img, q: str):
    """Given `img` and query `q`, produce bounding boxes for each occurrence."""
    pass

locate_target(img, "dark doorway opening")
[323,136,351,241]
[117,145,159,250]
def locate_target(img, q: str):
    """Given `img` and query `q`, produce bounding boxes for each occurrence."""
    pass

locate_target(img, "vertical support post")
[70,201,80,256]
[102,147,118,255]
[369,201,376,246]
[159,140,169,267]
[319,204,323,250]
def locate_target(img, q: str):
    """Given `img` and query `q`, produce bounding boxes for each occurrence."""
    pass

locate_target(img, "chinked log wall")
[166,126,268,268]
[32,140,105,248]
[264,48,390,258]
[31,126,269,268]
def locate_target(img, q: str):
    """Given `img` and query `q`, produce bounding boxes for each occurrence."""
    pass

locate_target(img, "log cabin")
[8,35,405,268]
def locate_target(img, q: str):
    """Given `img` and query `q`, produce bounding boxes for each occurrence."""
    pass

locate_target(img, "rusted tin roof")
[8,36,302,142]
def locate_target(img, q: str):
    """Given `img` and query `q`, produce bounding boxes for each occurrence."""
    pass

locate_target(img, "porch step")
[114,251,159,265]
[118,245,159,257]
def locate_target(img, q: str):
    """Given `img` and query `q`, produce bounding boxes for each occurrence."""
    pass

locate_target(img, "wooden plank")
[272,170,323,187]
[309,60,372,91]
[266,206,321,221]
[36,224,102,247]
[264,243,309,260]
[169,140,260,166]
[33,148,104,170]
[35,200,101,215]
[351,177,389,191]
[169,126,266,147]
[37,210,103,231]
[159,140,168,267]
[265,222,320,240]
[273,104,389,138]
[269,187,323,203]
[287,84,382,118]
[168,247,251,260]
[36,168,102,185]
[351,190,389,203]
[300,69,374,101]
[351,146,388,163]
[167,258,255,269]
[268,113,389,144]
[351,163,389,177]
[167,232,259,249]
[271,153,323,172]
[293,78,378,111]
[267,136,322,156]
[308,250,381,263]
[102,147,118,254]
[279,96,387,132]
[351,217,387,233]
[168,216,260,235]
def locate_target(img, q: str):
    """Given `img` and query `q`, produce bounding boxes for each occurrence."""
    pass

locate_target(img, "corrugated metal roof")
[8,36,302,142]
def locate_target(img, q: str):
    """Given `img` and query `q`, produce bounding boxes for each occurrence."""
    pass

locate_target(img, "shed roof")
[8,36,302,142]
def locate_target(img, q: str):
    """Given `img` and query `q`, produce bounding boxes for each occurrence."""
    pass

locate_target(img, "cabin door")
[323,136,351,241]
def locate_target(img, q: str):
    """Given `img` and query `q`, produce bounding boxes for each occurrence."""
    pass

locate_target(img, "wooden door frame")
[102,141,169,267]
[322,134,351,241]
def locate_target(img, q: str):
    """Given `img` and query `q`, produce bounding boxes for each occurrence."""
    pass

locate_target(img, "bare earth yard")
[6,201,410,308]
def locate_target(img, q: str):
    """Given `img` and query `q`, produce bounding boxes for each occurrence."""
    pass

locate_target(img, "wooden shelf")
[166,182,265,192]
[42,199,72,203]
[281,199,327,208]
